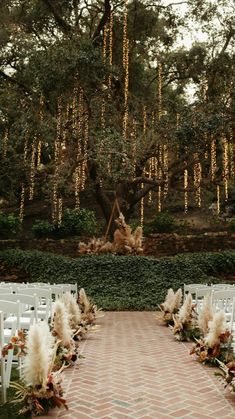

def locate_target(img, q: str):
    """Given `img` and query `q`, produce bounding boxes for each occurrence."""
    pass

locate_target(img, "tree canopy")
[0,0,235,228]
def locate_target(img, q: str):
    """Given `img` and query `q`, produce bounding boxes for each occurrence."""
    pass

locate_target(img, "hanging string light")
[19,184,25,223]
[222,135,229,201]
[229,130,234,179]
[148,112,155,204]
[81,109,89,191]
[29,139,36,201]
[157,146,162,212]
[130,118,137,176]
[193,153,202,208]
[3,128,8,158]
[217,185,220,215]
[37,95,44,169]
[211,135,217,181]
[122,0,129,141]
[157,63,162,121]
[184,168,188,214]
[74,166,81,210]
[163,144,169,197]
[73,88,84,209]
[108,10,113,94]
[52,98,61,224]
[58,196,63,227]
[140,182,144,227]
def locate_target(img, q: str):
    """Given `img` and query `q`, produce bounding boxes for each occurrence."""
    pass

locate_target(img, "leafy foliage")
[0,211,21,238]
[32,208,97,238]
[0,249,234,310]
[144,212,175,234]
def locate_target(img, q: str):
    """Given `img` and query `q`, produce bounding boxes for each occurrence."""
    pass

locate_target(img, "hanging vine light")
[37,95,44,169]
[157,146,162,212]
[19,184,25,223]
[29,140,36,201]
[184,168,188,214]
[108,10,113,94]
[81,109,89,191]
[73,88,84,209]
[193,153,202,208]
[217,185,220,215]
[163,144,169,197]
[58,196,63,227]
[222,135,229,201]
[140,182,144,227]
[157,63,162,121]
[122,0,129,141]
[52,98,61,224]
[211,135,217,181]
[3,128,8,158]
[229,130,234,179]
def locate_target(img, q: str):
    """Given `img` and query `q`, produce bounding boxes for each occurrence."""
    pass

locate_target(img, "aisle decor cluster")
[160,288,234,386]
[160,288,199,340]
[2,288,101,416]
[190,295,232,365]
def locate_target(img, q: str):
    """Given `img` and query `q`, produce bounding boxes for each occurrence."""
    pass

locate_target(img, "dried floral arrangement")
[171,293,200,341]
[159,288,182,325]
[78,213,143,255]
[78,288,102,327]
[190,310,232,364]
[2,329,26,357]
[215,359,235,392]
[11,322,68,416]
[51,300,78,370]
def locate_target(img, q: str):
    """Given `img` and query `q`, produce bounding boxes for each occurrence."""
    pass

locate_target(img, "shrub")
[144,212,175,234]
[0,249,233,310]
[32,208,97,238]
[32,220,55,238]
[60,208,97,236]
[0,212,21,238]
[228,219,235,232]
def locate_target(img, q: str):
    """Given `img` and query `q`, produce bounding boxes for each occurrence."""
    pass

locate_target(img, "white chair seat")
[4,315,33,329]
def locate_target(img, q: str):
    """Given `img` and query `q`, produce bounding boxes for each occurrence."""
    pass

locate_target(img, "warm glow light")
[222,135,229,201]
[122,1,129,140]
[3,128,8,158]
[193,153,202,207]
[19,183,25,223]
[29,140,36,201]
[184,168,188,213]
[140,182,144,227]
[211,135,216,181]
[217,185,220,215]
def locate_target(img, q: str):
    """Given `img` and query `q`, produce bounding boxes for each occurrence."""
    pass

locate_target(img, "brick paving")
[44,312,235,419]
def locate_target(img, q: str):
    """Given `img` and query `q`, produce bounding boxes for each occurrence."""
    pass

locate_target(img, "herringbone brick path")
[44,312,235,418]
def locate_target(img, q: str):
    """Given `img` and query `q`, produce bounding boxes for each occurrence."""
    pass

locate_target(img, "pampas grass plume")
[178,293,192,324]
[23,322,54,387]
[198,294,214,336]
[53,300,73,346]
[61,292,81,329]
[205,310,227,348]
[173,288,183,312]
[79,288,91,314]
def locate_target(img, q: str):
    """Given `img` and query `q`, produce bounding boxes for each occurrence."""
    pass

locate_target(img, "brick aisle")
[45,312,235,419]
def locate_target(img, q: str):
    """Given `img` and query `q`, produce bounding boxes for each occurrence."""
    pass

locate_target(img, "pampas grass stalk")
[173,288,183,312]
[178,293,193,324]
[23,322,54,387]
[61,292,81,329]
[79,288,91,314]
[205,310,227,348]
[53,300,73,347]
[198,294,214,336]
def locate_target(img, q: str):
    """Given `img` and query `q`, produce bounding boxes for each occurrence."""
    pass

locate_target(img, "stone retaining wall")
[0,232,235,257]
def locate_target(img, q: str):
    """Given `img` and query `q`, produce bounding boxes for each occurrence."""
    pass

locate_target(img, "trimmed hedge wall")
[0,249,234,310]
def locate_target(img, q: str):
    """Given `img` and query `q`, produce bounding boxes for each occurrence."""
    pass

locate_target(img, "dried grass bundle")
[52,300,73,347]
[205,310,227,348]
[61,292,81,329]
[178,293,193,324]
[198,294,214,336]
[23,322,54,387]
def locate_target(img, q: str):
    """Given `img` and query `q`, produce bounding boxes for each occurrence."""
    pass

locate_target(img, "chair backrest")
[184,284,208,296]
[0,311,6,403]
[212,289,235,313]
[17,287,51,318]
[0,300,21,329]
[0,287,12,294]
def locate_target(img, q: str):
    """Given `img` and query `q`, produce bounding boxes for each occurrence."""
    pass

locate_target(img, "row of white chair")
[0,282,78,403]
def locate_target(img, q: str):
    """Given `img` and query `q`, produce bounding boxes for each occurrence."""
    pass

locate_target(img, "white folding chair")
[0,293,38,324]
[17,287,52,321]
[0,311,6,403]
[212,289,235,322]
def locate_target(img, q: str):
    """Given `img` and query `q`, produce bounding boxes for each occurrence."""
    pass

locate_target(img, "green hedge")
[0,249,234,310]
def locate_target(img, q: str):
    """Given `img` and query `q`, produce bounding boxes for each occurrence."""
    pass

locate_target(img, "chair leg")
[0,358,6,404]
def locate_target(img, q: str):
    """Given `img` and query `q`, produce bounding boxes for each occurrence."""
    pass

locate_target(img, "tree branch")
[40,0,73,35]
[92,0,111,42]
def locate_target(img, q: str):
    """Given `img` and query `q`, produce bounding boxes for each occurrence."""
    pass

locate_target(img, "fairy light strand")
[184,168,188,214]
[122,1,129,141]
[140,182,144,227]
[193,153,202,207]
[158,63,162,121]
[29,140,36,201]
[217,185,220,215]
[19,183,25,223]
[211,135,217,181]
[157,146,162,212]
[3,128,8,158]
[222,135,229,201]
[52,98,62,224]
